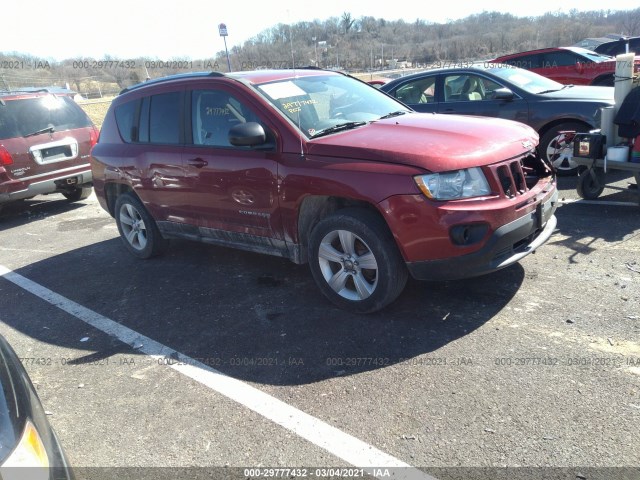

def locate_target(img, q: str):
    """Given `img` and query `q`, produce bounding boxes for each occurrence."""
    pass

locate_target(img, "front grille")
[494,159,528,198]
[488,153,549,199]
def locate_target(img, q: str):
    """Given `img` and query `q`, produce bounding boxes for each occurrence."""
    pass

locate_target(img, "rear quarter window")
[114,99,138,143]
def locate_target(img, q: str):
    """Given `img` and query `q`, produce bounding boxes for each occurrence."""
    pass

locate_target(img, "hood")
[543,85,615,102]
[306,113,538,172]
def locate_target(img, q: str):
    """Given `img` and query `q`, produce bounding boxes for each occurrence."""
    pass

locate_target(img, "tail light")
[89,126,99,148]
[0,145,13,166]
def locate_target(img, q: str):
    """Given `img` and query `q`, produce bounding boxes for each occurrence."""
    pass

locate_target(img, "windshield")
[489,66,566,94]
[570,47,613,63]
[254,74,408,138]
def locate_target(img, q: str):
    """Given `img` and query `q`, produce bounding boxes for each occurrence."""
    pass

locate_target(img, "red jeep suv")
[91,69,558,313]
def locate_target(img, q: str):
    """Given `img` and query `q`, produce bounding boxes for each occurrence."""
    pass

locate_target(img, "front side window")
[191,90,259,147]
[541,52,579,67]
[394,77,437,104]
[443,74,485,101]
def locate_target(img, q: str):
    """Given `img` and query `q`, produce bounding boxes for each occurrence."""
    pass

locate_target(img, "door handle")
[187,158,208,168]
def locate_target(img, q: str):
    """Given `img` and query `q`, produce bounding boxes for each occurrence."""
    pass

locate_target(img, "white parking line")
[558,198,639,207]
[0,265,436,480]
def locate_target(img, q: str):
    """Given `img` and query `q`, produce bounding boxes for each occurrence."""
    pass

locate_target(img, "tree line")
[1,8,639,97]
[225,8,640,70]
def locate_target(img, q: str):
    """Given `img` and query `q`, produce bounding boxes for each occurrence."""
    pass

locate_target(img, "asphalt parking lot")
[0,172,639,480]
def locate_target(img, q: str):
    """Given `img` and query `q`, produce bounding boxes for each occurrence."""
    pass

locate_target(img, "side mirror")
[229,122,267,147]
[492,87,514,100]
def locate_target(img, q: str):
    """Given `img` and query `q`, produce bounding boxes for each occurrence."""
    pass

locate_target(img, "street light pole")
[218,23,232,72]
[223,36,231,72]
[312,36,318,66]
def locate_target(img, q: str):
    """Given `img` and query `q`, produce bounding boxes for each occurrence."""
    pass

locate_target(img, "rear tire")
[308,208,408,313]
[114,193,167,259]
[62,186,92,202]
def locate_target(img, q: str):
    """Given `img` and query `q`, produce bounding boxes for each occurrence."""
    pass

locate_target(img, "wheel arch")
[591,74,614,86]
[537,118,593,141]
[104,182,136,217]
[296,195,391,264]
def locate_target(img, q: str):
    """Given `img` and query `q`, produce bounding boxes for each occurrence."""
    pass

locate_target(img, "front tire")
[539,122,589,177]
[308,208,408,313]
[114,193,167,259]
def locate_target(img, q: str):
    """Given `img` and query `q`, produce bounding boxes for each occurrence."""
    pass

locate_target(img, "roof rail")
[0,88,51,95]
[119,71,226,95]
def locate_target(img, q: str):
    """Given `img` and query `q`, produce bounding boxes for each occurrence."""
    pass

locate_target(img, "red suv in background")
[492,46,640,86]
[91,69,558,313]
[0,90,98,212]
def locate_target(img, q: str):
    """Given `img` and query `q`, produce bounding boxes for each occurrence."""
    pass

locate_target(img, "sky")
[2,0,639,61]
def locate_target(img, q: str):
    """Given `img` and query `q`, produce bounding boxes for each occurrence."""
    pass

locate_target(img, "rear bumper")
[407,189,558,281]
[0,168,92,203]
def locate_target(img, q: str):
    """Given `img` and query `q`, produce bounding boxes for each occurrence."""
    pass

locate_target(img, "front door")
[181,87,281,240]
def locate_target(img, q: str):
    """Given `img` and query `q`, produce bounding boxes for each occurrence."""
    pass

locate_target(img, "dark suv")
[0,90,98,211]
[593,36,640,57]
[91,70,558,313]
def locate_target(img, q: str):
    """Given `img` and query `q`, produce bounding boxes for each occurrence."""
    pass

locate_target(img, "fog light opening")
[450,223,489,246]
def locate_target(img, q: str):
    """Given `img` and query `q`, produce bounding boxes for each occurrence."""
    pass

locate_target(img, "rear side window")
[0,95,92,140]
[149,92,181,144]
[113,91,182,144]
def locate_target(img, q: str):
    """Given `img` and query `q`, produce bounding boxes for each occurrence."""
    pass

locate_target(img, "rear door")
[112,87,187,221]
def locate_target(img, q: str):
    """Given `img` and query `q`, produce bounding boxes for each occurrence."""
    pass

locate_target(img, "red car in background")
[492,46,640,86]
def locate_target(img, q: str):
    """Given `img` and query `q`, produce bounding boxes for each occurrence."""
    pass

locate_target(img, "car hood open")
[307,113,539,172]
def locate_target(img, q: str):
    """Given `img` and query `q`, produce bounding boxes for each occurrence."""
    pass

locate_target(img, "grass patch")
[78,97,115,130]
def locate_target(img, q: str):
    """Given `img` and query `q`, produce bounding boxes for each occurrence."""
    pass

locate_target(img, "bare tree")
[621,8,640,35]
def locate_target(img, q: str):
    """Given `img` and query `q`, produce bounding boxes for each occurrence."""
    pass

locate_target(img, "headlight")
[414,167,491,200]
[0,420,50,480]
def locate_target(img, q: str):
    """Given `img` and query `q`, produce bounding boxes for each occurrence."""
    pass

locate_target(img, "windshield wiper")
[378,110,409,120]
[24,126,55,137]
[311,121,367,138]
[537,84,574,95]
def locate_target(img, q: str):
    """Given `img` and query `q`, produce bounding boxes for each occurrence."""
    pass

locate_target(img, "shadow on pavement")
[3,230,525,386]
[0,195,89,231]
